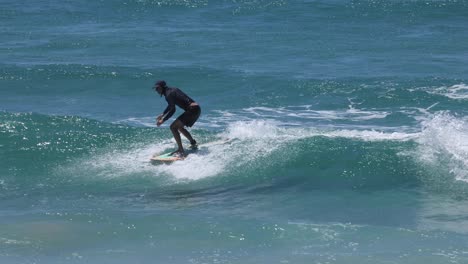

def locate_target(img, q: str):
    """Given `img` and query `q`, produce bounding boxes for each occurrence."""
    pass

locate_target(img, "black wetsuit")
[162,87,201,127]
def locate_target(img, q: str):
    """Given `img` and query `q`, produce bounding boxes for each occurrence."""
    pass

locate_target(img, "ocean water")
[1,0,468,263]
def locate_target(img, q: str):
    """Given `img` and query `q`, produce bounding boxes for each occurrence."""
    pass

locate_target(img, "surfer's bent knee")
[170,120,183,131]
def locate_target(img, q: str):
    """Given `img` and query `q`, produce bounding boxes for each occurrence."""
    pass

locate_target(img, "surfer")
[153,80,200,157]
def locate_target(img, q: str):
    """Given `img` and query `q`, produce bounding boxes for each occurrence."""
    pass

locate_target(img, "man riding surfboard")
[153,80,200,157]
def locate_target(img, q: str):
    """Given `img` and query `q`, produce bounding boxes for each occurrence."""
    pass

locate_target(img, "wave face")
[0,112,416,190]
[1,110,468,194]
[2,0,468,263]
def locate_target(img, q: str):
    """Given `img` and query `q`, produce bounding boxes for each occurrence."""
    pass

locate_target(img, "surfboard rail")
[150,138,232,163]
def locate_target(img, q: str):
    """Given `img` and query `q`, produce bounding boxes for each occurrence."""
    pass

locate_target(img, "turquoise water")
[2,1,468,263]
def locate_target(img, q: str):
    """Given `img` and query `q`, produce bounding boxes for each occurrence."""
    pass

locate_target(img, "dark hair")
[155,80,167,88]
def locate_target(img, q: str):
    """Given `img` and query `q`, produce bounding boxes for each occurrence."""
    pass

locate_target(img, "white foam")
[242,106,390,122]
[78,141,172,178]
[66,137,231,181]
[156,143,227,181]
[224,120,286,139]
[199,107,388,132]
[411,83,468,100]
[430,83,468,100]
[416,112,468,182]
[326,129,418,141]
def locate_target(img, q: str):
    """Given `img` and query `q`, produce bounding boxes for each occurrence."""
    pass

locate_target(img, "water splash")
[417,112,468,182]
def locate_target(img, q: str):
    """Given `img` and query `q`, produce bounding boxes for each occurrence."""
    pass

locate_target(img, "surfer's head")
[153,80,167,97]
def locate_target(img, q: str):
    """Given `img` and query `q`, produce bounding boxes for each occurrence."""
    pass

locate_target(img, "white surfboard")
[150,138,232,163]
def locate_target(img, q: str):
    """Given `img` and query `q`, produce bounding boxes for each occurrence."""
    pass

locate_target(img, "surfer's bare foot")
[169,150,184,156]
[172,150,185,158]
[189,140,198,149]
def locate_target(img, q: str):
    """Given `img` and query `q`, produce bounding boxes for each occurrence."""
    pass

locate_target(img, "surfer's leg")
[175,109,199,147]
[170,120,185,154]
[178,127,196,144]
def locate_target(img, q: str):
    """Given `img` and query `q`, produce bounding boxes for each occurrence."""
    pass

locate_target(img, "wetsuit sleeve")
[162,96,176,121]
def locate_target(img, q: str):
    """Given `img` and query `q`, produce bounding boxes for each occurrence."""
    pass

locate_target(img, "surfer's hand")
[156,119,164,127]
